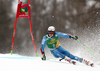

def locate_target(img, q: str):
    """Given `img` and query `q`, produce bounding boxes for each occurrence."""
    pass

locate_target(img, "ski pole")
[76,38,96,55]
[49,58,57,60]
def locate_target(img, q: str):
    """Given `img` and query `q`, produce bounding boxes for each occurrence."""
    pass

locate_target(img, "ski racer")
[40,26,93,66]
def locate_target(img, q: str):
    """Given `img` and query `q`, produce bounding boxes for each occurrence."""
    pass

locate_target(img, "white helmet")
[48,26,55,31]
[47,26,55,35]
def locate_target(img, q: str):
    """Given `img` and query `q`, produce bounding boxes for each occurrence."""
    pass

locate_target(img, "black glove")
[72,36,78,40]
[42,54,46,60]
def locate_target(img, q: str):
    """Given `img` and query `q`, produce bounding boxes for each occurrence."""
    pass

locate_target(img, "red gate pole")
[29,19,38,57]
[11,0,20,55]
[11,17,17,55]
[29,0,30,5]
[11,0,38,56]
[29,0,38,57]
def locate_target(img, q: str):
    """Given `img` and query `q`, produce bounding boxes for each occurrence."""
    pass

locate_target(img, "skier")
[40,26,93,66]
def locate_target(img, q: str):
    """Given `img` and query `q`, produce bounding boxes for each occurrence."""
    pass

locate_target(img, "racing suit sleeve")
[55,32,72,38]
[40,36,47,55]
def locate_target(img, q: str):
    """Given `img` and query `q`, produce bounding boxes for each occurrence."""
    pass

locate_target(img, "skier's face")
[48,31,54,37]
[48,33,54,37]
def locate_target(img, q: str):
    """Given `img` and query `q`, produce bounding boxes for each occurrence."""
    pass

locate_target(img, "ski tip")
[73,61,76,65]
[90,63,94,67]
[71,61,76,65]
[73,62,76,65]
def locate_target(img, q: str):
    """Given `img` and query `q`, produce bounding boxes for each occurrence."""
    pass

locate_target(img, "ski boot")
[65,59,76,65]
[79,58,94,67]
[59,56,76,65]
[83,59,94,67]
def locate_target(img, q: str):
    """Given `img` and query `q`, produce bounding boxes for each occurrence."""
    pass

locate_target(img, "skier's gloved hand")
[40,48,46,60]
[68,34,72,38]
[72,36,78,40]
[42,54,46,60]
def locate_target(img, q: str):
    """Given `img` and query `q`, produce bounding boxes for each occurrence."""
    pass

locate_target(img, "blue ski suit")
[40,32,82,61]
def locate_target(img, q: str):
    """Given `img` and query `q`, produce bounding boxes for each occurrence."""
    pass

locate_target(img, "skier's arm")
[40,36,47,55]
[56,32,78,40]
[56,32,72,38]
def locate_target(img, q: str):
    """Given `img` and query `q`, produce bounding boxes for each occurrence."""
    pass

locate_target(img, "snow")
[65,20,71,29]
[95,2,100,8]
[57,0,64,3]
[0,54,100,71]
[41,0,53,15]
[12,0,18,14]
[86,0,96,7]
[86,0,96,9]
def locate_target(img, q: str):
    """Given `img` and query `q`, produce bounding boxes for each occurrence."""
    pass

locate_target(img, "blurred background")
[0,0,100,63]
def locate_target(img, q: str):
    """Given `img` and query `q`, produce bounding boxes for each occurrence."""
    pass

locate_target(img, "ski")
[48,58,94,67]
[82,59,94,67]
[85,62,94,67]
[65,59,76,65]
[60,58,76,65]
[90,63,94,67]
[48,58,76,65]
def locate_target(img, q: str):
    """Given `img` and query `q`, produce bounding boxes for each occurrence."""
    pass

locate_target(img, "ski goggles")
[47,31,55,34]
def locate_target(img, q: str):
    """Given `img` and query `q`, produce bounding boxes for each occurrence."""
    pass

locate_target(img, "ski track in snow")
[0,54,100,71]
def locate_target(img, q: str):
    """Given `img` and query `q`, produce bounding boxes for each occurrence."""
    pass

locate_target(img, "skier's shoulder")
[55,31,69,38]
[55,31,63,35]
[43,35,49,38]
[42,35,47,42]
[42,35,47,39]
[56,31,68,35]
[55,31,59,34]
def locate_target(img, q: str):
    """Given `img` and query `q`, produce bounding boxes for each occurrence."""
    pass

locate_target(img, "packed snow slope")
[0,54,100,71]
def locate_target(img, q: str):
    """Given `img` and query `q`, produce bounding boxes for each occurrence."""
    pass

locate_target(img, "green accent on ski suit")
[45,34,60,49]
